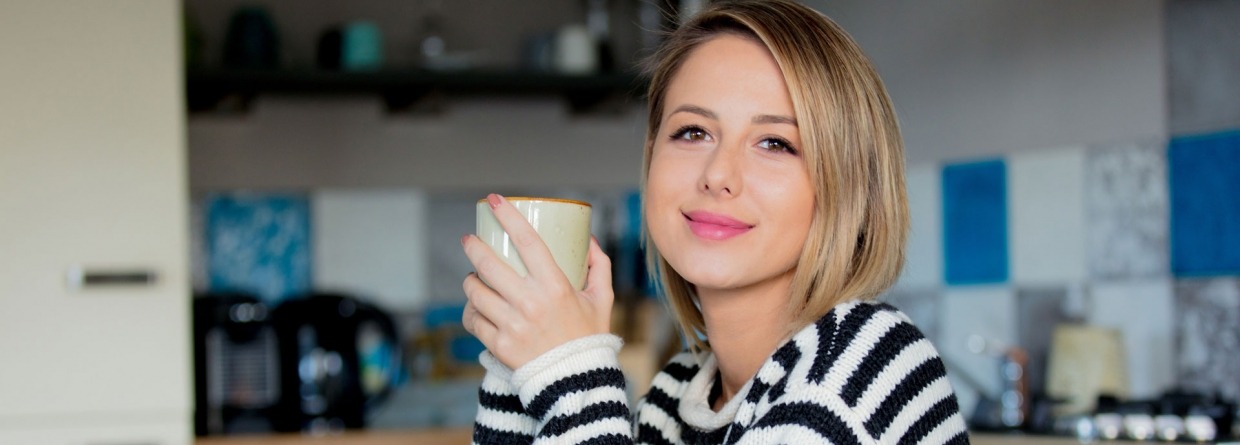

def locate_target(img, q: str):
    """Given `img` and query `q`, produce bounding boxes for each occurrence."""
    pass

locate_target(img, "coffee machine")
[193,292,280,435]
[268,293,403,433]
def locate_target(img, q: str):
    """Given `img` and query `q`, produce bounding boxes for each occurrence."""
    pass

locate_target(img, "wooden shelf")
[186,68,647,113]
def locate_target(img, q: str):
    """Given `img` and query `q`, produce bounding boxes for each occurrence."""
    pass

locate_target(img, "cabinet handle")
[66,266,158,288]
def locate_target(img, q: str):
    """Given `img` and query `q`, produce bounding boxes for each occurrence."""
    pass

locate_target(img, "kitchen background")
[184,0,1239,435]
[2,0,1238,443]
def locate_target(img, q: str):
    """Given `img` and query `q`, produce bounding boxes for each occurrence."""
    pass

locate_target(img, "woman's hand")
[461,194,614,370]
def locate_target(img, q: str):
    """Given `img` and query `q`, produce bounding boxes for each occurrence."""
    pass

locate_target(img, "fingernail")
[487,193,502,209]
[461,234,470,246]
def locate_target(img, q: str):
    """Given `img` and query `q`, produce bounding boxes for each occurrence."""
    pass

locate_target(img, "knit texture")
[472,300,971,444]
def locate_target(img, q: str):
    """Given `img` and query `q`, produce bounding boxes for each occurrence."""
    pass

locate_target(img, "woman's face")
[645,34,815,295]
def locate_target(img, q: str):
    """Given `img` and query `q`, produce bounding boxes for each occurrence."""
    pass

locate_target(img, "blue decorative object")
[943,159,1009,285]
[205,193,312,302]
[1169,130,1240,276]
[423,305,484,363]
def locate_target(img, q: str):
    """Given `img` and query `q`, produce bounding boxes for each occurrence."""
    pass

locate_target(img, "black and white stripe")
[473,301,971,444]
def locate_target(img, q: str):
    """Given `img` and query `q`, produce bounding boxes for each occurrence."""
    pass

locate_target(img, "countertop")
[195,429,1103,445]
[195,428,473,445]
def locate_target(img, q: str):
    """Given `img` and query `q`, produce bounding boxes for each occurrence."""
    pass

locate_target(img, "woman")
[460,1,969,443]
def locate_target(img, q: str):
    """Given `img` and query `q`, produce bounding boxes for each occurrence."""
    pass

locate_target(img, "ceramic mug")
[475,197,592,290]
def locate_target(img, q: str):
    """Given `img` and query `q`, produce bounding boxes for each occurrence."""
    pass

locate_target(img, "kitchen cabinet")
[0,1,191,444]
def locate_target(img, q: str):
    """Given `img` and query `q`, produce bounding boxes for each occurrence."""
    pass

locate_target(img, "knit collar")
[677,353,753,431]
[675,300,867,432]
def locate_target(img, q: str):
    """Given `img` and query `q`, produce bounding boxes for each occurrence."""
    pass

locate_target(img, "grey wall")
[1168,0,1240,136]
[188,97,648,191]
[810,0,1167,164]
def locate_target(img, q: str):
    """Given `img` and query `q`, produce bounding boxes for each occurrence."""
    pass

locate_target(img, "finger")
[462,233,523,294]
[484,194,562,280]
[583,236,614,298]
[462,300,498,346]
[463,272,515,327]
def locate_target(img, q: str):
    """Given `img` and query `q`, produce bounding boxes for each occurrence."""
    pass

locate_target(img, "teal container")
[341,21,383,71]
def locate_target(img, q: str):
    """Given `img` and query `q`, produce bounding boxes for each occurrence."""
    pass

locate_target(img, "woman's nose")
[699,143,743,197]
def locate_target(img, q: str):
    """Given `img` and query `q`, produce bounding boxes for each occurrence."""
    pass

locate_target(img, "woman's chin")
[675,267,744,292]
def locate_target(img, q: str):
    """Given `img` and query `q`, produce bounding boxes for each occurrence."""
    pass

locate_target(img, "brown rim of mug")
[477,196,592,207]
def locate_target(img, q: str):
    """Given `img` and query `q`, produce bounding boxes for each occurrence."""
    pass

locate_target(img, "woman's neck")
[697,270,796,411]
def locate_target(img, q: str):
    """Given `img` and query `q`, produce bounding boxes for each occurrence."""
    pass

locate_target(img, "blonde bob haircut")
[641,0,908,352]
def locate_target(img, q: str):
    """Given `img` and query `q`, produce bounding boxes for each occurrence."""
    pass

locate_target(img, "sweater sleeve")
[472,351,538,444]
[510,334,635,444]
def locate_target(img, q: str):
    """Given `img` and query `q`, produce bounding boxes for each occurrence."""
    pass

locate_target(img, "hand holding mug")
[461,194,614,370]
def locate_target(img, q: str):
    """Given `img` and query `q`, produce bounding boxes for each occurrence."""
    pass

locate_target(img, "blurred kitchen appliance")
[1046,325,1129,416]
[193,292,280,436]
[269,293,402,433]
[965,335,1030,430]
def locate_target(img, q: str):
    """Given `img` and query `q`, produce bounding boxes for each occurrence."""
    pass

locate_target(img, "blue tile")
[1169,130,1240,276]
[205,193,312,302]
[943,159,1009,285]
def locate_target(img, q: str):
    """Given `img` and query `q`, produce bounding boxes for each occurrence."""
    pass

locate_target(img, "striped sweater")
[472,300,970,444]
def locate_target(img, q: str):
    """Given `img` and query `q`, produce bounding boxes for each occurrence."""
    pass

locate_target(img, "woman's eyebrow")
[670,104,718,120]
[670,105,796,126]
[752,114,797,126]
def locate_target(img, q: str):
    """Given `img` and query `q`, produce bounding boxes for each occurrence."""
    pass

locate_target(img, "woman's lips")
[684,211,753,240]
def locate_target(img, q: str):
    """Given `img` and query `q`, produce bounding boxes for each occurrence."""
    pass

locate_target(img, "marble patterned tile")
[204,193,312,303]
[1085,140,1169,280]
[1087,279,1177,399]
[1016,286,1073,396]
[939,286,1018,416]
[1175,277,1240,401]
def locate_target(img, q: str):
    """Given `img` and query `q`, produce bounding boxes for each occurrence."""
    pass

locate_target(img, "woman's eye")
[671,126,710,142]
[759,137,798,154]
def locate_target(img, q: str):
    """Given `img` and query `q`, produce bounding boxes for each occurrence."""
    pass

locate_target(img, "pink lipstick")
[684,211,753,240]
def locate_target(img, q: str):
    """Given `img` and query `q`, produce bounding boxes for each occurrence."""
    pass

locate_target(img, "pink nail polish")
[487,194,502,209]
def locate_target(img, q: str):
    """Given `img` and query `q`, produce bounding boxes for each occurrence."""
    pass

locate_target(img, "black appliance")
[193,292,280,436]
[268,293,402,433]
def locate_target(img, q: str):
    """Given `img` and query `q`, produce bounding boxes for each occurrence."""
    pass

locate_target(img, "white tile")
[312,189,429,312]
[1086,279,1176,398]
[897,163,942,289]
[938,286,1018,416]
[1009,146,1088,285]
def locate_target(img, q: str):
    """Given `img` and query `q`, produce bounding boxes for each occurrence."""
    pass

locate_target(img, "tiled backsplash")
[191,187,644,311]
[190,131,1240,422]
[886,130,1240,419]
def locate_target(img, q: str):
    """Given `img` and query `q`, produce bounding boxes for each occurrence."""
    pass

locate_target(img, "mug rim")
[476,196,591,207]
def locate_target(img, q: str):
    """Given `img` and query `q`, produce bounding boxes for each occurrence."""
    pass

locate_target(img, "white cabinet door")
[0,423,189,445]
[0,0,190,436]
